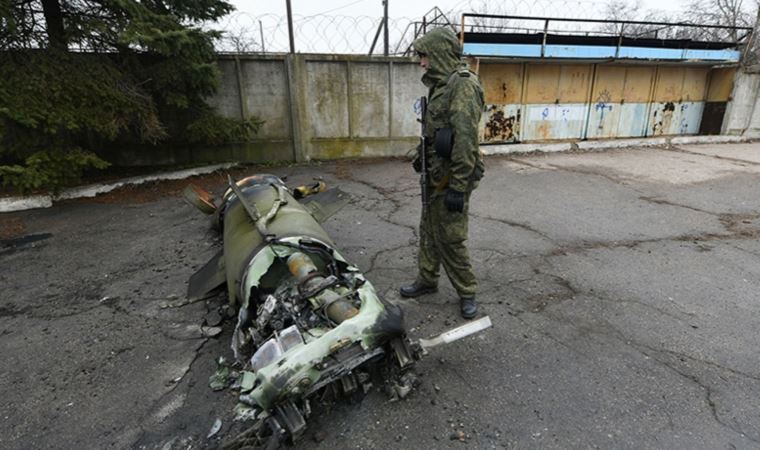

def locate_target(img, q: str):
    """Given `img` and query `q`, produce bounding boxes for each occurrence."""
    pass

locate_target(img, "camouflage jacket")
[414,27,485,194]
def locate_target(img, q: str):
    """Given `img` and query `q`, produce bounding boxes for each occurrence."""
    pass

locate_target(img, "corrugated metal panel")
[523,104,587,140]
[479,63,523,143]
[464,44,741,62]
[678,102,705,134]
[593,66,626,102]
[623,67,655,103]
[648,66,708,136]
[477,61,717,143]
[654,67,685,102]
[586,66,654,139]
[464,43,542,58]
[617,103,651,136]
[706,67,736,102]
[558,65,593,103]
[682,67,708,102]
[480,63,523,104]
[650,101,705,135]
[525,64,561,104]
[544,45,616,58]
[481,104,521,142]
[683,49,741,61]
[520,64,591,140]
[586,101,620,138]
[617,47,740,61]
[587,66,623,138]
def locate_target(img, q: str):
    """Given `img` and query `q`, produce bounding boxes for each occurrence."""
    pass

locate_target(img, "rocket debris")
[183,173,491,448]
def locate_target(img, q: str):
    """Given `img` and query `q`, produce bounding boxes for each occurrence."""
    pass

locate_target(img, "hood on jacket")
[413,27,462,88]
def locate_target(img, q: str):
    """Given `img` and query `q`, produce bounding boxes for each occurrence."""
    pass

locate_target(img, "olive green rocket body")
[219,176,333,306]
[185,174,407,414]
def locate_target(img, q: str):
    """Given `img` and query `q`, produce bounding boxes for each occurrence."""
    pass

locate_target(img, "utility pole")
[383,0,389,56]
[259,20,266,53]
[286,0,295,53]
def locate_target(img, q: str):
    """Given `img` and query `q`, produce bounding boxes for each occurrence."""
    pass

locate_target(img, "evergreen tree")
[0,0,257,192]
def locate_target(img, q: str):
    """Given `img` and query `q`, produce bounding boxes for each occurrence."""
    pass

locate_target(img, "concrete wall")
[203,54,424,164]
[722,66,760,137]
[116,56,759,167]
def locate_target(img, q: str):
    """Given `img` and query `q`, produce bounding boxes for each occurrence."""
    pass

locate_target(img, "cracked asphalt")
[2,142,760,449]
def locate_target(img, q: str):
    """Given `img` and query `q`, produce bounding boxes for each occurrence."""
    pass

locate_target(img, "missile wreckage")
[183,173,491,448]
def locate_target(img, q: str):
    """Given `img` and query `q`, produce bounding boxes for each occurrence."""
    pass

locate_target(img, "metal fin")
[187,250,226,300]
[299,187,350,223]
[418,316,492,351]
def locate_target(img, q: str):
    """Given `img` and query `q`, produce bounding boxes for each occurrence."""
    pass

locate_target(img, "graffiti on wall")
[594,90,614,132]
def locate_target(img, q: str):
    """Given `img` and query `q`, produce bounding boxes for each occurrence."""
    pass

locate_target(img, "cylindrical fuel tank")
[221,175,333,305]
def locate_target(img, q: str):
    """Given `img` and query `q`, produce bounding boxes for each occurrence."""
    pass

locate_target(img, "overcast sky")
[228,0,687,19]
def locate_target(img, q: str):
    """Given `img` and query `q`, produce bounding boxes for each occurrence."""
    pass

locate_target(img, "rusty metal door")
[522,64,593,140]
[477,61,717,143]
[648,67,708,136]
[479,63,523,142]
[586,65,655,139]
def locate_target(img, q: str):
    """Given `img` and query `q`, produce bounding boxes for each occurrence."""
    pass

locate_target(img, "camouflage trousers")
[416,190,477,298]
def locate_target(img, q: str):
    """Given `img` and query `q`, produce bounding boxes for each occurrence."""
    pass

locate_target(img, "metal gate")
[478,62,728,143]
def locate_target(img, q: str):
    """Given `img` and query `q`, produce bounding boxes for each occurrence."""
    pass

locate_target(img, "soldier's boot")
[460,297,478,319]
[399,280,438,298]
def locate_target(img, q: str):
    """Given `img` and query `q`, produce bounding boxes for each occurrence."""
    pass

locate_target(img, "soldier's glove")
[444,188,465,213]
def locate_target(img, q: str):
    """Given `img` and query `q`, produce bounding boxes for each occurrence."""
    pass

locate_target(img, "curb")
[0,163,238,213]
[481,134,753,156]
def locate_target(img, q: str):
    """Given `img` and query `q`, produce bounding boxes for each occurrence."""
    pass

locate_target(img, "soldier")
[399,27,485,319]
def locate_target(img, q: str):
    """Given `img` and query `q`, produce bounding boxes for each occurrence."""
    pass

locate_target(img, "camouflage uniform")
[413,28,485,299]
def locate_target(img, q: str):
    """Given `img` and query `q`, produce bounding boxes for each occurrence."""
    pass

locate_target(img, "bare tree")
[220,26,261,53]
[677,0,759,64]
[680,0,752,40]
[602,0,681,38]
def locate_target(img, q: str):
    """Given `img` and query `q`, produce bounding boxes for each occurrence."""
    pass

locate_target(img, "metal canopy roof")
[460,14,753,63]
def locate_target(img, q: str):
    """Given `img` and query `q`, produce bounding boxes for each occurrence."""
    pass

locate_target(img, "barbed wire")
[215,12,414,54]
[211,0,756,55]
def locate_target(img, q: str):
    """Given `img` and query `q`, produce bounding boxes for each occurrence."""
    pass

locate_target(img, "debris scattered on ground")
[160,437,178,450]
[207,418,223,438]
[201,326,223,338]
[240,371,256,393]
[449,430,466,442]
[165,376,183,387]
[209,357,232,391]
[233,403,258,422]
[160,296,206,309]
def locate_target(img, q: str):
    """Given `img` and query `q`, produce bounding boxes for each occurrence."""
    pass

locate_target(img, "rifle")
[418,96,429,212]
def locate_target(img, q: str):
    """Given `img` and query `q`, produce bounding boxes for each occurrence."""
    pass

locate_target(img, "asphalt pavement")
[2,142,760,449]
